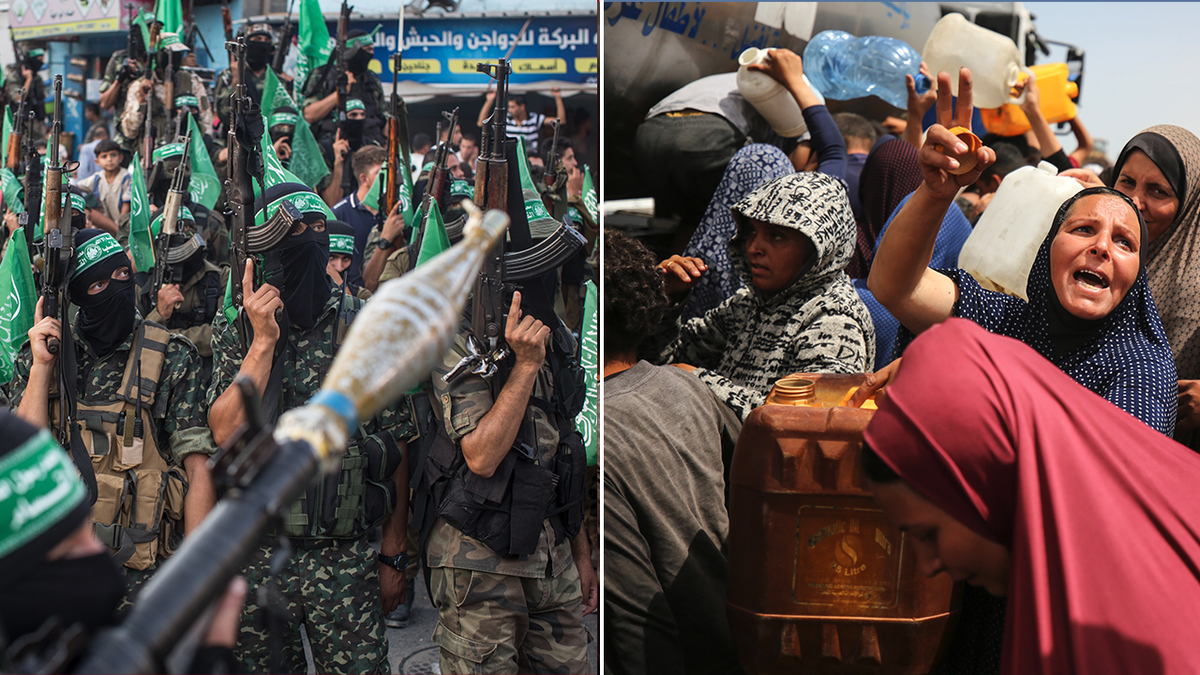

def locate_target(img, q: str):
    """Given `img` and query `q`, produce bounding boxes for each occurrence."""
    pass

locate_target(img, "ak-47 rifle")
[378,53,405,233]
[469,59,510,355]
[164,44,176,148]
[273,0,295,74]
[543,119,568,220]
[409,108,457,261]
[332,0,352,193]
[142,21,161,173]
[151,132,190,307]
[42,76,71,358]
[20,110,41,264]
[6,88,26,172]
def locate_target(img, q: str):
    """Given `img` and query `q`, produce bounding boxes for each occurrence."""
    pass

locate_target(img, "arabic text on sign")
[398,59,441,74]
[511,58,566,74]
[574,58,597,74]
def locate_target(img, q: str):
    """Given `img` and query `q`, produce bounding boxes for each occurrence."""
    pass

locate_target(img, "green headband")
[133,10,156,49]
[345,99,365,113]
[346,25,381,51]
[329,233,355,256]
[151,205,195,237]
[175,94,199,109]
[269,111,299,127]
[254,190,333,228]
[152,142,186,163]
[450,179,474,200]
[0,430,86,560]
[73,233,125,278]
[27,49,45,58]
[69,193,87,213]
[159,32,188,51]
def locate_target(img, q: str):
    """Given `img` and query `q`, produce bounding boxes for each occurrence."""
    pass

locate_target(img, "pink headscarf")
[864,318,1200,674]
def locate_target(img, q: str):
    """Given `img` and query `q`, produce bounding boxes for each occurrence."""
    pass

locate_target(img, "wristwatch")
[378,552,410,572]
[376,237,395,251]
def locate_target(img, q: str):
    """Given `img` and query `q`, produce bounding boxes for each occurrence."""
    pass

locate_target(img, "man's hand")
[1178,380,1200,431]
[28,297,61,368]
[506,291,550,369]
[917,69,996,201]
[1013,74,1041,117]
[550,86,562,98]
[3,211,19,235]
[204,577,247,648]
[21,65,33,84]
[1059,167,1105,189]
[747,48,806,95]
[242,259,282,348]
[156,283,184,320]
[566,165,584,199]
[332,129,350,164]
[576,556,598,616]
[273,137,292,161]
[379,564,407,614]
[381,201,405,243]
[657,255,707,302]
[849,358,902,407]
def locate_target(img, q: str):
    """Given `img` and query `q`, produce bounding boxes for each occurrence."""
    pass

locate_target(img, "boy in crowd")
[78,139,132,243]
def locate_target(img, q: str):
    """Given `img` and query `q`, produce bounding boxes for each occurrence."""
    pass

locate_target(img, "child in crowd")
[78,138,131,243]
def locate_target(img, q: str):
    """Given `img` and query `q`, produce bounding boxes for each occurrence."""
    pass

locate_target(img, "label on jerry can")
[792,505,905,610]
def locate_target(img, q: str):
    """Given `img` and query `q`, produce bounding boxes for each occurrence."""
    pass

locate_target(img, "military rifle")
[6,88,25,172]
[471,59,510,350]
[20,110,42,267]
[543,119,568,220]
[151,132,190,308]
[378,53,405,234]
[141,21,161,173]
[272,0,295,74]
[409,108,458,262]
[334,0,353,193]
[164,44,175,148]
[42,76,70,358]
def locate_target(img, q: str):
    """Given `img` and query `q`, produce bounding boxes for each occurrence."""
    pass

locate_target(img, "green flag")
[576,280,598,466]
[186,113,221,210]
[0,229,36,385]
[0,169,23,214]
[257,116,306,195]
[128,152,156,272]
[297,0,332,87]
[262,68,330,190]
[414,196,450,268]
[514,137,560,239]
[153,0,183,34]
[0,107,11,169]
[581,165,597,224]
[362,162,383,211]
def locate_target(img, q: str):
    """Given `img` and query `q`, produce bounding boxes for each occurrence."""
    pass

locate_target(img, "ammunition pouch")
[280,430,401,539]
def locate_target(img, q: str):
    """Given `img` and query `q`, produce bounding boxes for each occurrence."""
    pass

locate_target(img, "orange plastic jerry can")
[980,62,1079,137]
[727,373,958,674]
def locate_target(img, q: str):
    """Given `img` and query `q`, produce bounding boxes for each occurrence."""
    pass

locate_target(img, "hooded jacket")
[657,172,875,420]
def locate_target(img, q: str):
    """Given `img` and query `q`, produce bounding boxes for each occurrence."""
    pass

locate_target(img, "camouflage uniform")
[9,313,217,605]
[207,287,413,675]
[145,260,230,381]
[119,70,213,156]
[424,332,590,675]
[3,63,47,139]
[301,63,388,148]
[99,50,140,156]
[212,66,287,135]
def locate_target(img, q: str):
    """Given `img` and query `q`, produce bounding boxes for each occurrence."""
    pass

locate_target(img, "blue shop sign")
[349,15,598,85]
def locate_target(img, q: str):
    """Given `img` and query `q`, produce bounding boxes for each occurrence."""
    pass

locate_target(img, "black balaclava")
[245,40,274,71]
[70,230,137,356]
[252,184,331,330]
[1043,186,1149,356]
[346,29,372,74]
[0,413,124,642]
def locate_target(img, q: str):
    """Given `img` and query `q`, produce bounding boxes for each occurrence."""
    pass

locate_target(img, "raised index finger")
[242,259,255,293]
[506,291,523,334]
[935,71,954,126]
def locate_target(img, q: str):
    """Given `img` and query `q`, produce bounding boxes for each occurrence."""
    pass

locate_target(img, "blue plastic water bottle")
[803,30,931,109]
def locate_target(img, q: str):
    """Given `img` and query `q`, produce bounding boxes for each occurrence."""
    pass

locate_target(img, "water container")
[958,161,1083,300]
[802,31,930,109]
[728,373,958,675]
[980,63,1080,137]
[737,47,811,138]
[922,13,1031,110]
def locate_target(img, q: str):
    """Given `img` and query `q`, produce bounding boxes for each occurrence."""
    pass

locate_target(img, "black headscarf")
[70,230,137,356]
[1110,132,1187,207]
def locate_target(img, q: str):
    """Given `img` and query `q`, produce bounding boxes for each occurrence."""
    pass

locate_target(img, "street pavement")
[386,575,599,674]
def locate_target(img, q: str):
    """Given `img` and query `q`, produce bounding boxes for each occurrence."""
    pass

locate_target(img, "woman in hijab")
[650,171,875,421]
[867,71,1176,434]
[863,318,1200,675]
[681,144,794,321]
[1064,125,1200,444]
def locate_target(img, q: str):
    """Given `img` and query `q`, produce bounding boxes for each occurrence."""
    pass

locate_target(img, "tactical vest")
[52,323,187,571]
[165,268,222,331]
[414,324,587,560]
[273,292,403,540]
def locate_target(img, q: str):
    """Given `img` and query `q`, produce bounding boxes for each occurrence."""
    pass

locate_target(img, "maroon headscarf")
[864,318,1200,674]
[846,138,922,278]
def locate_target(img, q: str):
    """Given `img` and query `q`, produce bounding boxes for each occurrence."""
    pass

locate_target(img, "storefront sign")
[10,0,152,40]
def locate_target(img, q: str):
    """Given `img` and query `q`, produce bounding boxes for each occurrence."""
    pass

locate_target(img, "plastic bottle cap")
[768,375,817,405]
[935,126,982,175]
[739,47,766,67]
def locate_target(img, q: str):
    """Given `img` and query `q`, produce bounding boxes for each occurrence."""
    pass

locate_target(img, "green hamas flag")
[262,67,329,189]
[576,280,598,466]
[186,114,221,210]
[362,162,383,211]
[1,169,23,214]
[0,107,11,169]
[581,165,597,224]
[514,138,560,239]
[0,229,37,385]
[257,115,307,198]
[128,152,156,272]
[415,196,450,268]
[297,0,332,87]
[153,0,183,35]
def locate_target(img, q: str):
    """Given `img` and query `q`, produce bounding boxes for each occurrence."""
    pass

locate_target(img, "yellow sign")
[511,58,566,75]
[574,58,598,74]
[399,60,442,74]
[13,16,118,39]
[448,60,481,74]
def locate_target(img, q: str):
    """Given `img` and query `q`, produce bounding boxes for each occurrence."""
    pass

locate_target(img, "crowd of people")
[0,14,599,675]
[607,43,1200,675]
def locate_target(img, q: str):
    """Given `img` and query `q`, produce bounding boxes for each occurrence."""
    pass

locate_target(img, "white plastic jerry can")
[736,47,820,138]
[921,12,1031,110]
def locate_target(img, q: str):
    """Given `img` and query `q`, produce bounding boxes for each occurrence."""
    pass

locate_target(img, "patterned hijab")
[846,138,922,279]
[682,144,793,321]
[1110,125,1200,380]
[864,318,1200,675]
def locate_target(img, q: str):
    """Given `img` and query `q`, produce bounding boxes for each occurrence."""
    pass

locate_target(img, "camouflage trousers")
[235,537,389,675]
[115,561,159,617]
[430,562,590,674]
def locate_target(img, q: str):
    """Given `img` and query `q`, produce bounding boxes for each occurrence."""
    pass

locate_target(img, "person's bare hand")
[332,129,350,163]
[1059,167,1104,189]
[484,88,495,101]
[566,165,584,198]
[972,191,995,220]
[3,210,18,235]
[550,86,562,98]
[273,137,291,161]
[345,70,358,87]
[576,556,598,615]
[379,564,406,614]
[381,201,405,242]
[505,291,550,368]
[1177,380,1200,431]
[1012,74,1041,116]
[242,259,282,347]
[203,577,247,648]
[657,255,707,301]
[848,358,902,407]
[28,297,61,368]
[747,48,806,94]
[156,283,184,320]
[882,116,907,135]
[906,61,937,120]
[917,69,996,200]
